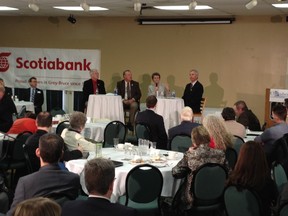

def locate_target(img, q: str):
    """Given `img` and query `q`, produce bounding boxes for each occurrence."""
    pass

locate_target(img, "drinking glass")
[113,138,119,149]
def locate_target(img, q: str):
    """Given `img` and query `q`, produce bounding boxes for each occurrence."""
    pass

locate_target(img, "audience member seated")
[0,78,12,97]
[203,114,233,150]
[227,141,278,216]
[7,111,37,134]
[61,111,96,152]
[135,95,168,149]
[255,104,288,155]
[26,112,82,172]
[172,126,227,213]
[0,83,17,133]
[233,100,261,131]
[12,197,61,216]
[117,70,141,131]
[221,107,246,138]
[7,133,81,216]
[148,72,169,97]
[168,106,200,149]
[62,158,136,216]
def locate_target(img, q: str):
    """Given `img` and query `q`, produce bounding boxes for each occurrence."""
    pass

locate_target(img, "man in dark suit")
[62,158,136,216]
[22,77,44,115]
[0,78,12,97]
[135,95,168,149]
[182,69,204,113]
[7,133,80,216]
[82,69,106,112]
[168,106,200,149]
[117,70,141,131]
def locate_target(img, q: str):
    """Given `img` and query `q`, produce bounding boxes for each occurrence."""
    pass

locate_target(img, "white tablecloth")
[66,148,182,202]
[14,101,35,113]
[52,120,110,142]
[155,97,184,132]
[86,95,124,123]
[244,130,263,142]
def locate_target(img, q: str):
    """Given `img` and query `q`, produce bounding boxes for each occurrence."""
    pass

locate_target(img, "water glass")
[95,143,102,158]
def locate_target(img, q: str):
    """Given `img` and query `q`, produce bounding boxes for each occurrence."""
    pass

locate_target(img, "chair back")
[12,131,33,161]
[103,121,126,147]
[232,135,245,154]
[192,163,228,206]
[124,164,163,206]
[22,144,33,174]
[170,134,191,152]
[225,147,237,170]
[280,202,288,216]
[135,123,151,141]
[17,105,26,119]
[193,97,207,123]
[269,134,288,173]
[56,120,70,135]
[224,186,262,216]
[272,162,288,193]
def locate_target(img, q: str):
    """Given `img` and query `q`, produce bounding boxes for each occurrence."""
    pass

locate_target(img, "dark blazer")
[182,81,204,113]
[22,88,44,114]
[0,94,17,132]
[5,86,12,97]
[82,79,106,107]
[237,109,261,131]
[168,121,200,149]
[136,109,168,150]
[7,164,80,216]
[117,80,141,102]
[62,197,137,216]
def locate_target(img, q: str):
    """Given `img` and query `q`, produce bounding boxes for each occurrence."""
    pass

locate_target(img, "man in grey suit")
[7,133,80,216]
[62,158,136,216]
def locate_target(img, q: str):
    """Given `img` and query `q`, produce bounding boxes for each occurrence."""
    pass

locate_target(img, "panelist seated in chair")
[61,111,96,153]
[82,69,106,112]
[62,158,136,216]
[7,133,81,216]
[148,72,169,97]
[172,126,227,212]
[168,106,200,148]
[227,141,278,216]
[117,69,141,131]
[136,95,168,150]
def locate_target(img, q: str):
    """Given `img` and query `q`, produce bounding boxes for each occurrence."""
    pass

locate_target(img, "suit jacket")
[82,79,106,108]
[168,121,200,149]
[182,81,204,113]
[117,80,141,102]
[0,94,17,132]
[237,109,261,131]
[7,164,80,216]
[22,87,44,114]
[62,197,137,216]
[136,109,168,150]
[5,86,12,97]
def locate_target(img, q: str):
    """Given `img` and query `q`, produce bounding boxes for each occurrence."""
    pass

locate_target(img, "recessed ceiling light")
[154,5,212,10]
[53,6,108,11]
[272,3,288,8]
[0,6,19,11]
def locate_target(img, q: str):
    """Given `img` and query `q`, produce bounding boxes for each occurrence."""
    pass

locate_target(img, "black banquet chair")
[135,123,151,141]
[103,121,126,148]
[119,164,163,216]
[170,134,191,152]
[56,120,70,135]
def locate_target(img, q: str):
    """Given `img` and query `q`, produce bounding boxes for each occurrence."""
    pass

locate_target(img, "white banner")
[0,47,100,91]
[269,89,288,102]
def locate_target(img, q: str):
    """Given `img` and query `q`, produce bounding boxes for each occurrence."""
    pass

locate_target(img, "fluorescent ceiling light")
[272,3,288,8]
[0,6,18,11]
[138,18,235,25]
[154,5,212,10]
[53,6,108,11]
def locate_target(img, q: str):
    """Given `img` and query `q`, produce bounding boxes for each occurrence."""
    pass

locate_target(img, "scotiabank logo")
[0,52,11,72]
[16,57,91,71]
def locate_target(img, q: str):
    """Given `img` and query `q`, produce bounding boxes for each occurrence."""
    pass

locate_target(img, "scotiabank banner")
[0,47,100,91]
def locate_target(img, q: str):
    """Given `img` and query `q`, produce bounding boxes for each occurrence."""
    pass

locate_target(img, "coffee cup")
[117,144,124,150]
[168,151,178,160]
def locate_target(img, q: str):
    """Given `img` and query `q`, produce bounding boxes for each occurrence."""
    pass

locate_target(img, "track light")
[28,3,39,12]
[134,2,142,12]
[67,15,76,24]
[245,0,257,10]
[189,1,197,10]
[80,2,90,12]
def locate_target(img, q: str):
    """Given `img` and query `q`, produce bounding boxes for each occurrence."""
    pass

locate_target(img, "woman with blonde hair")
[202,114,233,150]
[13,197,61,216]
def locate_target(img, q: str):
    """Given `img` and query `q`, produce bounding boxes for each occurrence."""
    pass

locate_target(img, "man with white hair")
[168,106,200,149]
[82,69,106,112]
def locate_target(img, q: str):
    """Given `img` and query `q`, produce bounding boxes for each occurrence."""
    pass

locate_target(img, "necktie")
[31,88,35,102]
[190,83,193,91]
[127,82,131,99]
